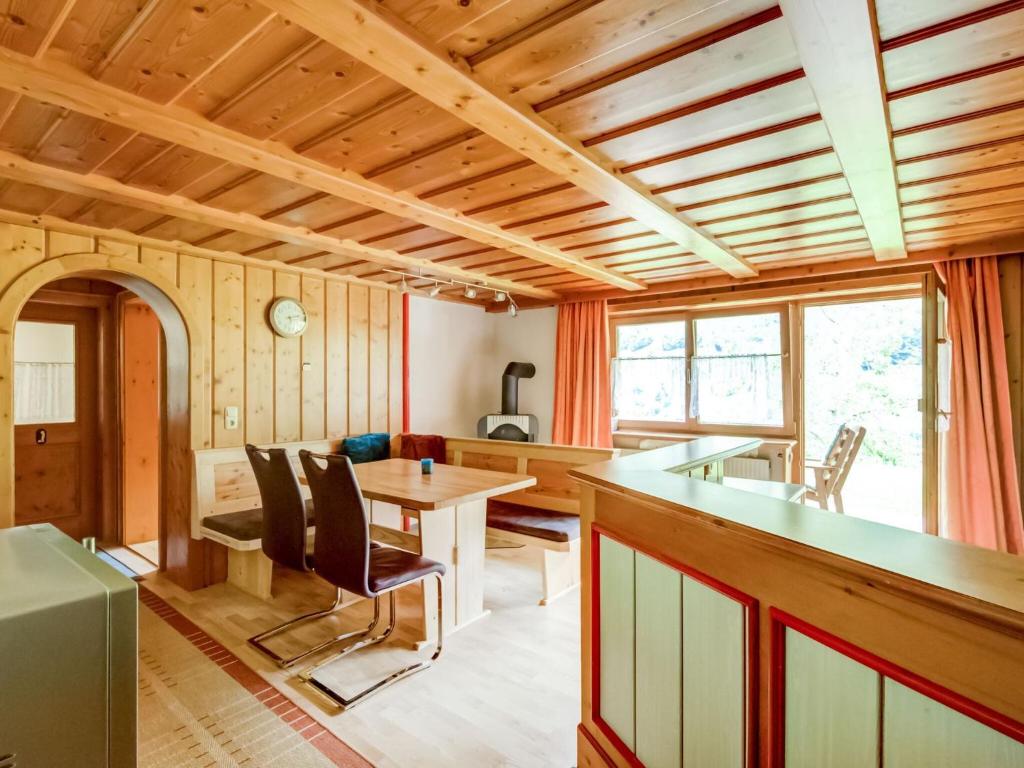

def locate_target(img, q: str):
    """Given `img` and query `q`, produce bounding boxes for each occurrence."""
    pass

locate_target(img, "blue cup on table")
[421,457,434,475]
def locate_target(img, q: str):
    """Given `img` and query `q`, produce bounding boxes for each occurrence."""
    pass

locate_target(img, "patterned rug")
[137,586,371,768]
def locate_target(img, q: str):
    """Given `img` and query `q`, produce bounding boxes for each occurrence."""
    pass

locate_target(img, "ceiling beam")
[779,0,906,261]
[0,149,559,300]
[0,47,638,292]
[258,0,757,279]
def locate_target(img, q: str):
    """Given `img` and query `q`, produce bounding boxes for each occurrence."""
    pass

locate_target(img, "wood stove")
[477,362,538,442]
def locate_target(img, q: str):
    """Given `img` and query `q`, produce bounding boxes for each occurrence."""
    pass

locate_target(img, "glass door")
[802,297,924,531]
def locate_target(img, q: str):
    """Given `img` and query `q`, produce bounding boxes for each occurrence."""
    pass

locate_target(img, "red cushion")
[400,434,447,464]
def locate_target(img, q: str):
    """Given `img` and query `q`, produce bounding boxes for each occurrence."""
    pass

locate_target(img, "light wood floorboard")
[141,547,580,767]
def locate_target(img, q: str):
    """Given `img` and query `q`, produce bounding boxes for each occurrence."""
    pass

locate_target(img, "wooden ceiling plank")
[45,8,278,221]
[0,148,557,300]
[887,54,1024,102]
[582,69,805,148]
[530,6,784,113]
[0,47,639,290]
[779,0,906,260]
[259,0,755,279]
[465,0,606,68]
[880,0,1024,51]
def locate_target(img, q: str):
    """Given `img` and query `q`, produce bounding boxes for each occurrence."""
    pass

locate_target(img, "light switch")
[224,406,239,430]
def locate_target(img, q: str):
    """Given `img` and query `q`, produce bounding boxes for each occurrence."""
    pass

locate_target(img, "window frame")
[611,304,795,437]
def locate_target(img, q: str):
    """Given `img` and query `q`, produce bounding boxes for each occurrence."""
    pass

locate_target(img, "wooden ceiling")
[0,0,1022,305]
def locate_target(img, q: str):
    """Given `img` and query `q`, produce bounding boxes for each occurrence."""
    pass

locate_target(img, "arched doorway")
[0,253,207,589]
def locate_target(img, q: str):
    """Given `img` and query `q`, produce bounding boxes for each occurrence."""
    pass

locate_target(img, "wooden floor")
[142,546,580,768]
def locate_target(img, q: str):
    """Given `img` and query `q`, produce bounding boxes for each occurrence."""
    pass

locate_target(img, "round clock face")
[269,297,308,337]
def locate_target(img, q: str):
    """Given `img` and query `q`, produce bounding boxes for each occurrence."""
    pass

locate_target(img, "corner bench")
[193,439,339,598]
[445,437,618,604]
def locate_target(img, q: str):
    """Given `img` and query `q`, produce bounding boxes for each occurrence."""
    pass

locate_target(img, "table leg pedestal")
[415,499,489,648]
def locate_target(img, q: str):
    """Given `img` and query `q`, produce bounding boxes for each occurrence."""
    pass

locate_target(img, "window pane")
[690,355,783,426]
[694,313,781,356]
[14,321,75,425]
[617,321,686,359]
[614,357,686,420]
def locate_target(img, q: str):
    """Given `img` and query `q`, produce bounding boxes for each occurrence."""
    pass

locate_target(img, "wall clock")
[268,296,308,338]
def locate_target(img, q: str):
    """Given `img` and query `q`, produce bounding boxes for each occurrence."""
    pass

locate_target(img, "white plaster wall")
[408,296,496,438]
[408,296,557,442]
[491,307,557,443]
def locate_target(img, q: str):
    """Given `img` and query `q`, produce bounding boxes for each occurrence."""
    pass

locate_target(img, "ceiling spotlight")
[464,285,478,299]
[494,290,507,302]
[508,302,518,317]
[428,283,442,297]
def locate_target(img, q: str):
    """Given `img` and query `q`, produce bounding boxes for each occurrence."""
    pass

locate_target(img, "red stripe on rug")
[137,584,372,768]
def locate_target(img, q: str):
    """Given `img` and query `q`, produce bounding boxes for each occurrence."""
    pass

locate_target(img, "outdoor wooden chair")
[805,424,866,514]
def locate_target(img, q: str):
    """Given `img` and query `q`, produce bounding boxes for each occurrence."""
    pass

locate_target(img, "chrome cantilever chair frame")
[299,572,444,710]
[247,587,381,669]
[244,445,378,669]
[296,450,446,711]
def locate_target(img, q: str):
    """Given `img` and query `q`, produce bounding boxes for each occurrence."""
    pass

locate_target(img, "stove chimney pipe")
[500,362,535,415]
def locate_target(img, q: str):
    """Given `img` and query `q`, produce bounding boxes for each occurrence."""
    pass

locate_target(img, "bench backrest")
[192,439,340,538]
[445,437,618,515]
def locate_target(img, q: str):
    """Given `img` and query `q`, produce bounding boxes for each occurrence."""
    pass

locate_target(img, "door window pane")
[614,321,686,420]
[14,321,75,424]
[691,313,783,426]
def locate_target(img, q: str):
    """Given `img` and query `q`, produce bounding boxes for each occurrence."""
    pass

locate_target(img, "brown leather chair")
[297,449,445,709]
[244,444,378,668]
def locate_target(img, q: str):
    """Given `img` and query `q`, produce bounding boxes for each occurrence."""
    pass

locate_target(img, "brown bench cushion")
[486,500,580,543]
[202,498,315,542]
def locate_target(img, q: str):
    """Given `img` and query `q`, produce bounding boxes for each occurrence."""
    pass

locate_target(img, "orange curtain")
[939,257,1024,554]
[552,300,613,448]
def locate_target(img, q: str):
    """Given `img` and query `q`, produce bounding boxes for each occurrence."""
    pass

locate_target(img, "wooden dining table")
[304,458,535,646]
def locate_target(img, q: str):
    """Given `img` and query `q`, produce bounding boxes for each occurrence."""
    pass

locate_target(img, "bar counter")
[570,437,1024,768]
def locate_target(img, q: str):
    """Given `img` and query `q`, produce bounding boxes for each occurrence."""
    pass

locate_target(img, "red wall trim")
[769,607,1024,767]
[402,292,410,433]
[590,525,759,767]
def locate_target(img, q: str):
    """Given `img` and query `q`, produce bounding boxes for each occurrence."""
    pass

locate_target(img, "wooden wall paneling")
[274,270,302,442]
[598,534,635,751]
[212,261,244,448]
[882,679,1024,767]
[176,254,213,449]
[97,237,140,260]
[388,290,403,432]
[368,287,389,432]
[783,628,880,768]
[0,223,45,287]
[121,302,161,546]
[47,230,94,258]
[245,266,275,444]
[325,280,349,437]
[682,576,745,768]
[139,246,178,283]
[634,552,682,768]
[348,284,370,434]
[301,274,325,439]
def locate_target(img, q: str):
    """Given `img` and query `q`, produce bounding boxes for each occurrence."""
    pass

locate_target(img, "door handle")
[35,428,47,445]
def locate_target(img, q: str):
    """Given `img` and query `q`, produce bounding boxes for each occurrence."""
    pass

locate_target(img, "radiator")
[723,456,771,481]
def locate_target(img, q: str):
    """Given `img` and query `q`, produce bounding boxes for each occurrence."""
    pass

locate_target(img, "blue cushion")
[341,433,391,464]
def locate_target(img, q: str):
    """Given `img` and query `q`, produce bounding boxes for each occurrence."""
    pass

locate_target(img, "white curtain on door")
[14,362,75,424]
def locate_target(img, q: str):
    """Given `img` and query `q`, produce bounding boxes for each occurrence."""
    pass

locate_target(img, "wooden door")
[14,302,100,540]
